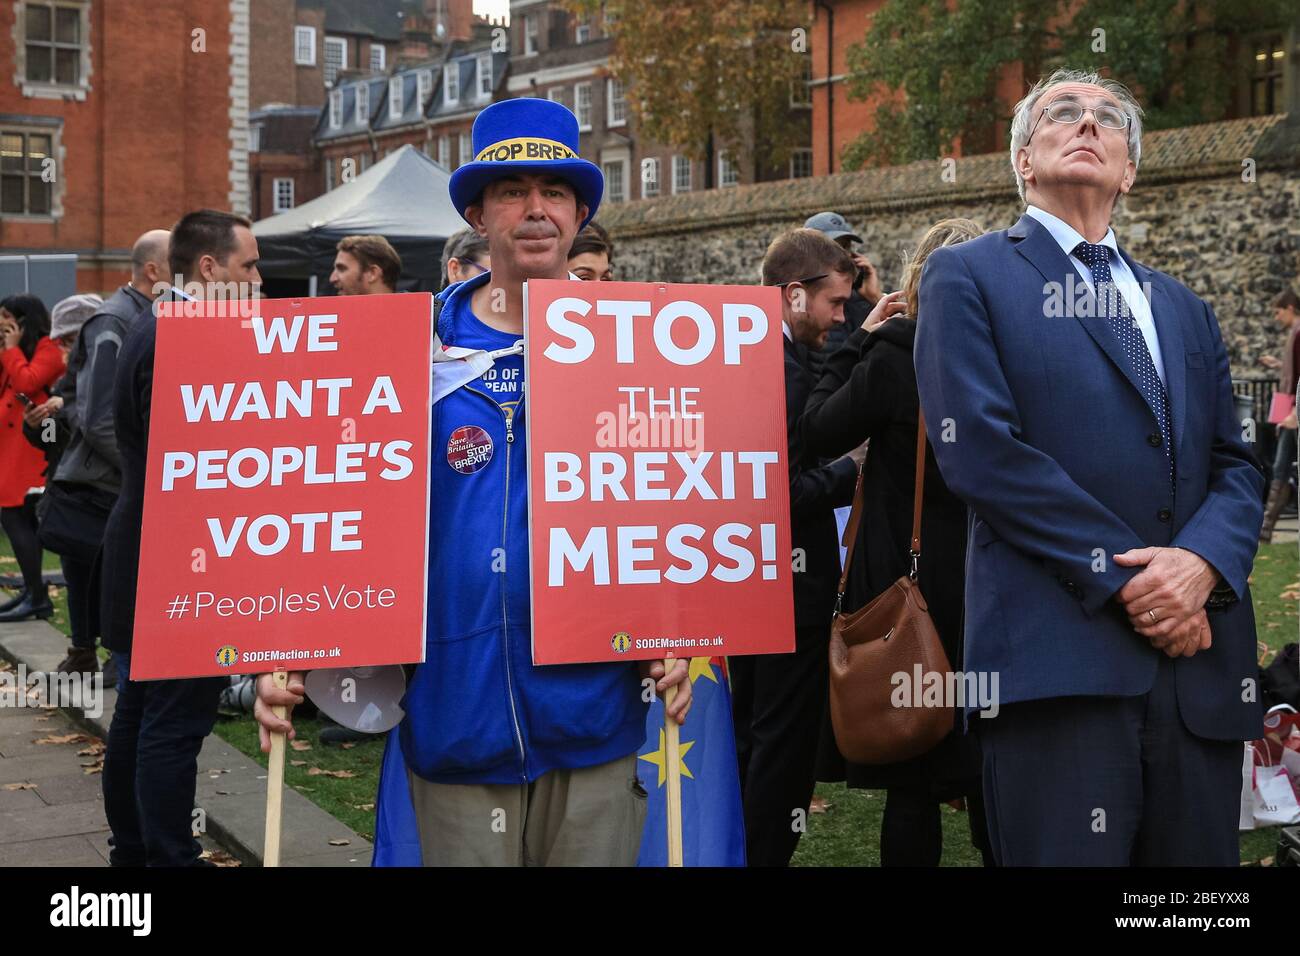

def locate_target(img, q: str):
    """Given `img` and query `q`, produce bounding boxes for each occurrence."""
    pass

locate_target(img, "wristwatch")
[1204,579,1238,610]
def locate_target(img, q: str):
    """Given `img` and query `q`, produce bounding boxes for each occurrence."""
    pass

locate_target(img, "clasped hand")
[1113,547,1218,658]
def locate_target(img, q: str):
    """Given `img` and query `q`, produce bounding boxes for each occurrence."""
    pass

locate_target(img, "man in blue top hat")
[254,97,692,866]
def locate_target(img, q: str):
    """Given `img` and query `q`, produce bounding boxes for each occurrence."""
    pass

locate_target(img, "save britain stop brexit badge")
[447,424,494,474]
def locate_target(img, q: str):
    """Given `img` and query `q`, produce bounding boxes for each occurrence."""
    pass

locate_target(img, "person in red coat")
[0,294,65,621]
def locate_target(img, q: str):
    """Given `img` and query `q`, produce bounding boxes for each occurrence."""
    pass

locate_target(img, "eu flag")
[372,655,746,866]
[637,656,747,867]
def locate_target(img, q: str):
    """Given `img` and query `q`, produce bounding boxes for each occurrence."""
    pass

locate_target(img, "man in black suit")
[731,228,861,865]
[100,209,262,866]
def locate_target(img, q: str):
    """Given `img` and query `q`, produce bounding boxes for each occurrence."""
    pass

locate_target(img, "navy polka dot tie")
[1073,240,1174,489]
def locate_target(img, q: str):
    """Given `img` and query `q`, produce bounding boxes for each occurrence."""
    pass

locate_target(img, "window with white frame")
[602,159,626,203]
[438,134,449,168]
[325,157,334,190]
[444,61,460,107]
[0,128,55,215]
[477,52,492,99]
[249,125,261,152]
[790,55,812,107]
[21,1,89,89]
[574,82,592,130]
[606,77,627,127]
[641,156,659,198]
[294,26,316,66]
[418,69,432,106]
[459,132,472,167]
[524,13,538,54]
[369,44,385,74]
[324,37,346,86]
[547,86,568,108]
[329,89,343,128]
[790,147,812,179]
[389,77,404,120]
[355,83,370,124]
[575,16,590,43]
[672,155,691,194]
[719,150,739,187]
[273,177,295,213]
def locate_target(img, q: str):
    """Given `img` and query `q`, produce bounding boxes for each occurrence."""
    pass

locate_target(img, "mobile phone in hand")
[16,393,32,408]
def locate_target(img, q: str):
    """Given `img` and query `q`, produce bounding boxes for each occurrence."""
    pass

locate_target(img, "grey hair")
[1008,69,1144,203]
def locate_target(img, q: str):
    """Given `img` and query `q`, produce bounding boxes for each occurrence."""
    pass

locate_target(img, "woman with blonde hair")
[800,218,991,866]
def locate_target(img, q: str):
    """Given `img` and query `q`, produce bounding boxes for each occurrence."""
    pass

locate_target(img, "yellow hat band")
[474,137,579,163]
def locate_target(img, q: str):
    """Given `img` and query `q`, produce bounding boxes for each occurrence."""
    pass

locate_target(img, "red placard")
[524,279,794,665]
[129,294,432,680]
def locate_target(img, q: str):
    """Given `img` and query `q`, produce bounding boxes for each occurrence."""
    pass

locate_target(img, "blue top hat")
[448,98,603,229]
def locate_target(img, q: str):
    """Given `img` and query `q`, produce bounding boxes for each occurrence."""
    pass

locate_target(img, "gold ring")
[1147,609,1158,624]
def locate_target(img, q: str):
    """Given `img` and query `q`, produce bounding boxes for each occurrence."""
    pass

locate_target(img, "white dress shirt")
[1025,204,1165,384]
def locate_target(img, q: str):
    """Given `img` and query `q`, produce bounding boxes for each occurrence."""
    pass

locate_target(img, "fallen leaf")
[199,849,242,867]
[77,742,106,757]
[2,782,37,791]
[307,767,356,778]
[1260,855,1274,867]
[290,759,307,766]
[328,839,350,846]
[82,765,103,775]
[290,740,312,751]
[34,733,92,746]
[340,742,356,750]
[354,803,375,812]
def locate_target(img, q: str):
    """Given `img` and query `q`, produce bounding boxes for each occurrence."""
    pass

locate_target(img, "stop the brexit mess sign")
[524,279,795,665]
[129,294,433,680]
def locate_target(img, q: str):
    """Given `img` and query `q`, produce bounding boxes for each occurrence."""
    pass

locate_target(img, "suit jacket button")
[1147,433,1162,447]
[1157,508,1172,522]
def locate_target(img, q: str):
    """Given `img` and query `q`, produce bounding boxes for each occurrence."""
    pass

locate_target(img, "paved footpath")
[0,619,371,867]
[0,692,113,866]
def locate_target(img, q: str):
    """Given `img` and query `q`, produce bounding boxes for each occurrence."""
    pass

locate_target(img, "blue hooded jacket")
[398,271,647,785]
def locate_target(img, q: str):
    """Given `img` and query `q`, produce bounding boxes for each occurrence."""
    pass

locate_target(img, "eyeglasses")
[776,273,828,288]
[1028,100,1131,145]
[458,259,487,276]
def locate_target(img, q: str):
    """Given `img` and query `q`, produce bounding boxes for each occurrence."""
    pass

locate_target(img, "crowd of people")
[0,69,1293,867]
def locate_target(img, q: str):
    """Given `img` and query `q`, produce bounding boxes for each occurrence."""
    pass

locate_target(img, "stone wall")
[598,114,1300,378]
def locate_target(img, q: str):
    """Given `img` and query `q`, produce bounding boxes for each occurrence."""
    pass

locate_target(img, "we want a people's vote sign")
[524,279,795,665]
[130,294,432,680]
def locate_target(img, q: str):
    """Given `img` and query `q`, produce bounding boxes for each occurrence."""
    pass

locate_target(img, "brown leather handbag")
[828,411,955,765]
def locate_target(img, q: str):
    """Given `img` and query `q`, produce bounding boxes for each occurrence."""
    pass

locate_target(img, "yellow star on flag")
[638,728,695,787]
[688,657,718,684]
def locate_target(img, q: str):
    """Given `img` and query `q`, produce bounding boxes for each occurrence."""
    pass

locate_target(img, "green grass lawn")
[3,532,1296,865]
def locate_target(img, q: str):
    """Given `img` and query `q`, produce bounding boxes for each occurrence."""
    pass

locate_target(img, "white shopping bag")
[1239,742,1256,831]
[1252,761,1300,828]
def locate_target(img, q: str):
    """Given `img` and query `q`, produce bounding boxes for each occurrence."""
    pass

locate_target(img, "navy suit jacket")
[914,213,1264,741]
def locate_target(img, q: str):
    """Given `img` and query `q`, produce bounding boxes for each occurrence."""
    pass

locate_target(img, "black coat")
[798,317,980,794]
[784,334,859,628]
[99,293,160,654]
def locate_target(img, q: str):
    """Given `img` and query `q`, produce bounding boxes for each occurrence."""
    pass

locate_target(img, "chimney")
[398,13,434,65]
[426,0,474,43]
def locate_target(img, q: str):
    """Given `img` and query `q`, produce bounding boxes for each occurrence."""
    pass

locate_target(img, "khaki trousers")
[406,752,647,866]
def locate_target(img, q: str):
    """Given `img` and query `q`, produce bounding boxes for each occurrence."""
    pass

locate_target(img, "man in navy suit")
[914,69,1264,866]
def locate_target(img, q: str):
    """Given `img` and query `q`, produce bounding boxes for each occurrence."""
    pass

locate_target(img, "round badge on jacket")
[447,425,494,474]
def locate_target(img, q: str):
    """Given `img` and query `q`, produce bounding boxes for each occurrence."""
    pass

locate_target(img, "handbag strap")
[836,412,928,611]
[909,410,927,578]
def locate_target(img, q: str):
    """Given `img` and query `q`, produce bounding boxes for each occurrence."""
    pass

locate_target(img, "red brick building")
[0,0,251,293]
[810,0,1300,177]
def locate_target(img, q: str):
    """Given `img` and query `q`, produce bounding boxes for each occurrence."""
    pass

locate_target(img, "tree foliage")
[842,0,1295,169]
[559,0,811,177]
